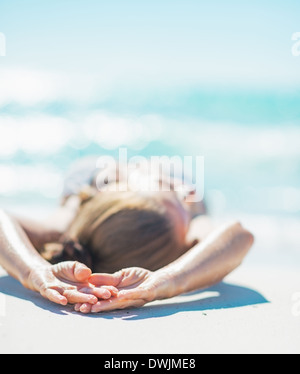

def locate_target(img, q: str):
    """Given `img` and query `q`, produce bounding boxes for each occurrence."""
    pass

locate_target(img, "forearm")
[44,195,81,232]
[155,221,254,299]
[14,195,81,250]
[13,216,62,251]
[0,210,50,287]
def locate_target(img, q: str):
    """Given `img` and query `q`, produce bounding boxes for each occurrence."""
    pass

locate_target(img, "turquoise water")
[0,86,300,217]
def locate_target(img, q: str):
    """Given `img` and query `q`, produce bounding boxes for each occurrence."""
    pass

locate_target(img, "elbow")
[240,229,254,261]
[245,229,255,248]
[238,221,254,247]
[232,221,254,241]
[237,223,255,260]
[229,220,255,258]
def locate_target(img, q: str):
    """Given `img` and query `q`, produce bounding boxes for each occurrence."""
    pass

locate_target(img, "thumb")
[89,271,122,287]
[74,262,92,282]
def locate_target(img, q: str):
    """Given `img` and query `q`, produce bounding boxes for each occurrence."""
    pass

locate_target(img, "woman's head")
[61,189,191,273]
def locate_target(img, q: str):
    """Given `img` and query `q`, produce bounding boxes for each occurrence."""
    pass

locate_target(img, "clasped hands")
[26,261,162,313]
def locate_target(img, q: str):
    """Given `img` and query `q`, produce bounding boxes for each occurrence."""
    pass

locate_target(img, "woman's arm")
[13,195,81,251]
[12,216,62,252]
[43,195,81,232]
[0,209,50,285]
[84,221,254,313]
[0,209,115,305]
[154,221,254,300]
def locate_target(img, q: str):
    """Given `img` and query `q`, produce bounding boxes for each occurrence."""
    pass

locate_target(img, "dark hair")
[42,190,187,273]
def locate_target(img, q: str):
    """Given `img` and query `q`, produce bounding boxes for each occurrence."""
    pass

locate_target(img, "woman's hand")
[74,221,254,314]
[74,267,171,313]
[26,261,118,306]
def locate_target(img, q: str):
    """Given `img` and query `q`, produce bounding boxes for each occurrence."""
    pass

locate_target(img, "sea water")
[0,87,299,266]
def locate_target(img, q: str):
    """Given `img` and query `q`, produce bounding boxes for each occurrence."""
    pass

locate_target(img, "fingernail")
[74,304,80,311]
[103,290,111,299]
[80,304,89,313]
[91,302,101,313]
[60,297,68,305]
[89,296,98,304]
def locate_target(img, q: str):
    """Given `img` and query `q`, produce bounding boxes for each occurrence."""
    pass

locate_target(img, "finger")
[63,289,98,304]
[74,303,93,314]
[52,261,92,283]
[74,303,81,312]
[74,262,92,282]
[80,303,93,314]
[42,288,68,306]
[117,288,152,301]
[89,271,122,287]
[118,289,144,299]
[91,299,119,313]
[91,298,145,313]
[79,286,111,300]
[102,286,119,297]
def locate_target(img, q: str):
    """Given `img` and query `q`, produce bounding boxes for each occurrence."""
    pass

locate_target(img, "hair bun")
[43,239,93,268]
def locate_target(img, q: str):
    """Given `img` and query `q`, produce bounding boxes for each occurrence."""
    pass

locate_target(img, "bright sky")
[0,0,300,93]
[0,1,300,210]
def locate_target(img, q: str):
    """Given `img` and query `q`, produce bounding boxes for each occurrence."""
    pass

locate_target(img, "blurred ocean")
[1,86,300,212]
[0,84,300,267]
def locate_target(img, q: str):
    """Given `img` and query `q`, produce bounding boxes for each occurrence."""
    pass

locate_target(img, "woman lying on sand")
[0,156,254,313]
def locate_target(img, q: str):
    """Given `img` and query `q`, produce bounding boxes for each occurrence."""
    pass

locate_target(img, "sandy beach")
[0,263,299,354]
[1,0,300,357]
[0,212,299,354]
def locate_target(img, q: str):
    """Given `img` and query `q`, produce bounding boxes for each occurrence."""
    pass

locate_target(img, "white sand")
[0,263,299,354]
[0,211,299,354]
